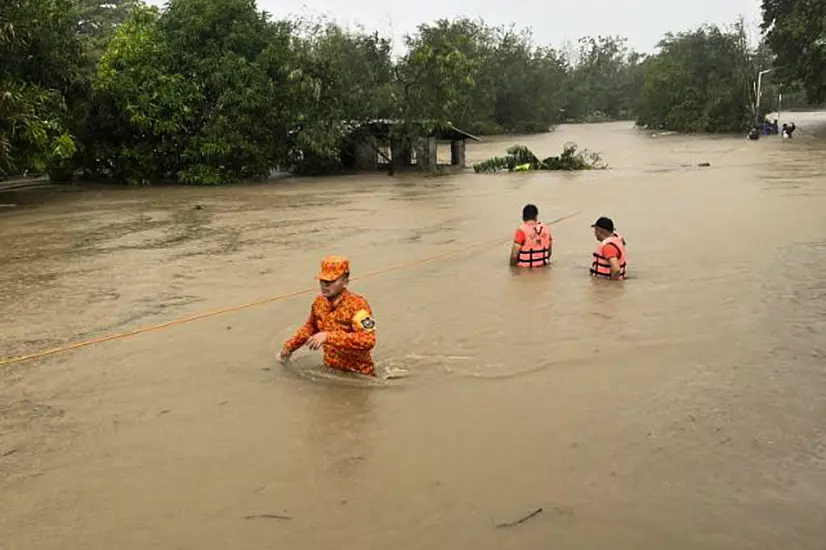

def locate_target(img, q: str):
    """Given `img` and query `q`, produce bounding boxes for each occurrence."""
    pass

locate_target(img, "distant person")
[748,127,760,140]
[510,203,552,268]
[278,256,377,376]
[589,216,627,280]
[782,122,796,138]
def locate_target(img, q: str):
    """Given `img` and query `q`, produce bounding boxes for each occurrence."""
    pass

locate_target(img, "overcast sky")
[146,0,764,55]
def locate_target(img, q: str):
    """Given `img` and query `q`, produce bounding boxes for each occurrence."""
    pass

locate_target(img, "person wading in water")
[279,256,377,376]
[589,216,627,281]
[510,204,552,268]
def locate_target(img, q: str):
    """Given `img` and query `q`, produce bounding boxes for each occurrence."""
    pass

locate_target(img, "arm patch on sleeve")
[352,309,375,332]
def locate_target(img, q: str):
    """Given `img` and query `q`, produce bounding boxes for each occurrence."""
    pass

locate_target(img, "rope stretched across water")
[0,211,581,367]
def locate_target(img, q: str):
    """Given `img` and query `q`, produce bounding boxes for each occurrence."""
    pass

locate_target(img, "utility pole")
[754,68,775,126]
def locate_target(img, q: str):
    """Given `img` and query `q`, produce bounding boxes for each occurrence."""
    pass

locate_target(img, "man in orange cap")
[278,256,377,375]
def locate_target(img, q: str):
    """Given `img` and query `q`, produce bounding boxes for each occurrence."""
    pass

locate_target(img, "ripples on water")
[2,117,826,550]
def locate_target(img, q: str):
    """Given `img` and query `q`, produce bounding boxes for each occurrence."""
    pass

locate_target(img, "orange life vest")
[591,233,627,279]
[516,221,552,268]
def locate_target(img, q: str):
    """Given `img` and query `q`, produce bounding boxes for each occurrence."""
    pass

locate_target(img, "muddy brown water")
[2,119,826,549]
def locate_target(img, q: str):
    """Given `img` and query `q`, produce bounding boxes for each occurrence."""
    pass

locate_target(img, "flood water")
[1,118,826,549]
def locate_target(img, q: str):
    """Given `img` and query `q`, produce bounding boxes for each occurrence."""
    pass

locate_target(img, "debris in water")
[496,507,544,528]
[243,513,292,520]
[2,449,17,457]
[473,143,606,173]
[698,162,710,167]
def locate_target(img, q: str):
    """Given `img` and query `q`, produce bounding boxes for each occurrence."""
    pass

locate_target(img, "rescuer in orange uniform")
[509,203,553,267]
[590,216,627,280]
[278,256,377,375]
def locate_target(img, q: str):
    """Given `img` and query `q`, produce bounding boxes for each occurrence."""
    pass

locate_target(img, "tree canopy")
[1,0,86,176]
[761,0,826,104]
[1,0,824,184]
[634,22,755,133]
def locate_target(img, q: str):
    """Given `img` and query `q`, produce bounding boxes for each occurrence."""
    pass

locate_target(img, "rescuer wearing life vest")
[509,204,553,268]
[590,216,627,280]
[278,256,377,376]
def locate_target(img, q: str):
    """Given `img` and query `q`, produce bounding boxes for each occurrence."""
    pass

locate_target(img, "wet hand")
[307,332,328,350]
[278,349,291,363]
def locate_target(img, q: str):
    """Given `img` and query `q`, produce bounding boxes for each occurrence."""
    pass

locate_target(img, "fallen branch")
[473,143,606,173]
[495,507,544,528]
[243,513,292,520]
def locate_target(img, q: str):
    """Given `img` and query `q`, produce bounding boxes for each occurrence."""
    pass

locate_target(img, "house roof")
[343,119,481,142]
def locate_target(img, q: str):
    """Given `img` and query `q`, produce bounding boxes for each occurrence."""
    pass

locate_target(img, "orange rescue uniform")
[283,289,376,375]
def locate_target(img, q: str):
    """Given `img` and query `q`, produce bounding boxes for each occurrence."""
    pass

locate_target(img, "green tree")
[377,19,481,173]
[294,22,394,122]
[635,22,754,133]
[761,0,826,104]
[396,19,484,128]
[286,19,396,172]
[562,36,643,121]
[395,18,569,135]
[75,0,142,59]
[0,0,86,178]
[487,26,567,132]
[87,0,319,184]
[15,1,791,184]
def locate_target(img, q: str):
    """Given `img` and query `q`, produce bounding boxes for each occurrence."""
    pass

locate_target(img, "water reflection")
[587,279,626,322]
[2,116,826,550]
[302,382,375,481]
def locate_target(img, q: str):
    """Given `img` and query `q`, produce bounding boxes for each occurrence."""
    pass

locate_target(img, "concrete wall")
[352,134,467,172]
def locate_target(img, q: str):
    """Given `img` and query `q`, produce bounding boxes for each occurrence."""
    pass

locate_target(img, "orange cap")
[316,255,350,281]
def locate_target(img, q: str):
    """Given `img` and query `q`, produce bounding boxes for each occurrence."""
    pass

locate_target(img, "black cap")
[591,216,614,231]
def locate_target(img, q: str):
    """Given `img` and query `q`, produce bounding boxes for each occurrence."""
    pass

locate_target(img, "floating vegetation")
[472,142,607,173]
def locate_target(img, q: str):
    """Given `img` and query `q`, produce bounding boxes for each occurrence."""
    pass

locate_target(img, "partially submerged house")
[340,119,481,174]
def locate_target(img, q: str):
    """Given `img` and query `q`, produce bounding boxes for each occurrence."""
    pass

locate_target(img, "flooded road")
[2,118,826,549]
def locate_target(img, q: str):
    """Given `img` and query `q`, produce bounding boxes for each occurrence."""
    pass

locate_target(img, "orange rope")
[0,211,580,367]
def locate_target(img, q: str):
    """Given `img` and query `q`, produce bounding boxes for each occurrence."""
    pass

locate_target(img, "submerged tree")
[8,0,781,185]
[87,0,325,184]
[634,21,754,133]
[761,0,826,105]
[562,35,646,122]
[0,0,86,178]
